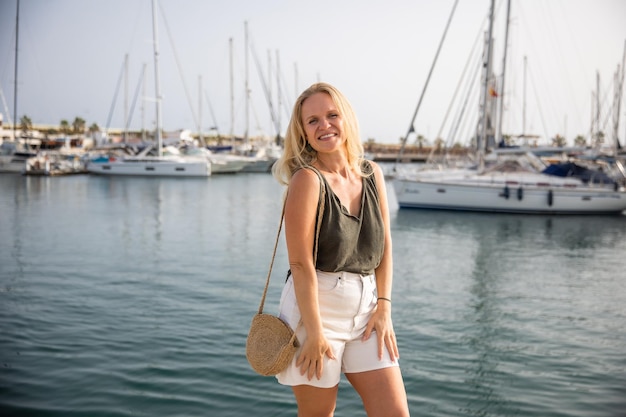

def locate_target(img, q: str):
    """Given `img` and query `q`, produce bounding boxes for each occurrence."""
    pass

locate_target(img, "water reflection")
[466,217,513,416]
[84,174,287,285]
[393,209,626,251]
[391,208,626,416]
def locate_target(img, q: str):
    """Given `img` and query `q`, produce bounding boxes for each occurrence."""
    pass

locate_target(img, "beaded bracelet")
[377,297,392,303]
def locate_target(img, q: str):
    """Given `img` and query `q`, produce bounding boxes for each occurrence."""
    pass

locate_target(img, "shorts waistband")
[316,270,373,281]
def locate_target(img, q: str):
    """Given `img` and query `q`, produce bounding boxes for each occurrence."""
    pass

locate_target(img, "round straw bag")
[246,313,299,376]
[246,168,325,376]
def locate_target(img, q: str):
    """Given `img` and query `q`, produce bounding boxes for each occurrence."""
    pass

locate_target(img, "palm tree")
[574,135,586,147]
[414,134,427,149]
[60,120,70,135]
[551,134,566,147]
[72,117,86,134]
[20,115,32,138]
[88,123,100,141]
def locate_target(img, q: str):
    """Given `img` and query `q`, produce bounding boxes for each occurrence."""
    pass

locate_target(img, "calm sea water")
[1,172,625,417]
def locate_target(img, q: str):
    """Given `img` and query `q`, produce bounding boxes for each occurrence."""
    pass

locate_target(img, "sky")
[0,0,625,146]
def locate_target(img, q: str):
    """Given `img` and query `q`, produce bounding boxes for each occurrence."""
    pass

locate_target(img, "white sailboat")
[87,145,210,177]
[393,0,626,215]
[0,141,37,173]
[394,156,626,214]
[87,0,210,178]
[0,0,39,174]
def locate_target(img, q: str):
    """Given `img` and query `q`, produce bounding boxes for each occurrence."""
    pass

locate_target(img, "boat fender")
[501,185,510,199]
[517,186,524,201]
[547,189,553,206]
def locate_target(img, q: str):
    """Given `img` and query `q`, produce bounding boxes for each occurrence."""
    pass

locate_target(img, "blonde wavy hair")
[272,82,367,186]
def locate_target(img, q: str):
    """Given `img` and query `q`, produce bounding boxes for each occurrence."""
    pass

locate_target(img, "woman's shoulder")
[291,166,322,189]
[287,167,323,210]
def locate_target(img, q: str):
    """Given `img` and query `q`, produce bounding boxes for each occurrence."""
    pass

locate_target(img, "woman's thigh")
[292,384,339,417]
[346,367,410,417]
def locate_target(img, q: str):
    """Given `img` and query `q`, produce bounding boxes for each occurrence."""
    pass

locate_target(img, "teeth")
[320,134,333,139]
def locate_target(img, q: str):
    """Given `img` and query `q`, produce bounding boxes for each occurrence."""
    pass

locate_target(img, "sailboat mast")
[497,0,511,146]
[613,40,625,155]
[141,63,146,142]
[294,62,298,99]
[523,56,527,145]
[229,37,234,139]
[479,0,495,157]
[596,71,600,148]
[198,75,203,144]
[276,49,281,140]
[13,0,19,143]
[394,0,459,167]
[123,54,128,143]
[151,0,163,157]
[267,50,273,136]
[244,21,250,144]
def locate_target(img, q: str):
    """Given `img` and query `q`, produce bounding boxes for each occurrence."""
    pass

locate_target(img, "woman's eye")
[308,119,317,125]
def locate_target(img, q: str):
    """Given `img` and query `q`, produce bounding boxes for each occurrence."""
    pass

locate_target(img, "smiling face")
[300,92,346,154]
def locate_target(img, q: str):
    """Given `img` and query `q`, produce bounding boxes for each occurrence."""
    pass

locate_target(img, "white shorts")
[276,270,398,388]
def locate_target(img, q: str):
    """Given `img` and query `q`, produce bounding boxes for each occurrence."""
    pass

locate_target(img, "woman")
[272,82,410,417]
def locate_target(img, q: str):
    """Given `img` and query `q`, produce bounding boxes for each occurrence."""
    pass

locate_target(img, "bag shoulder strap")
[257,167,326,314]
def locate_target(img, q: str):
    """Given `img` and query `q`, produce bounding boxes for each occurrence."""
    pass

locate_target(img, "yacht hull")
[87,157,211,177]
[394,174,626,214]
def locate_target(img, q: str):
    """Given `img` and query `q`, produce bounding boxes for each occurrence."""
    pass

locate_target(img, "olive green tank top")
[308,161,384,275]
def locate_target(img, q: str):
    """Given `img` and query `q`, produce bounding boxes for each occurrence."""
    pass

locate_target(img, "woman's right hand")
[296,332,335,380]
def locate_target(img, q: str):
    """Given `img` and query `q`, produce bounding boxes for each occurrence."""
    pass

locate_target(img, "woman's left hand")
[363,302,400,361]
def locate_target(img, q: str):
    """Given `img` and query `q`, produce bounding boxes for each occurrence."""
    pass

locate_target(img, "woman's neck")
[316,156,351,178]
